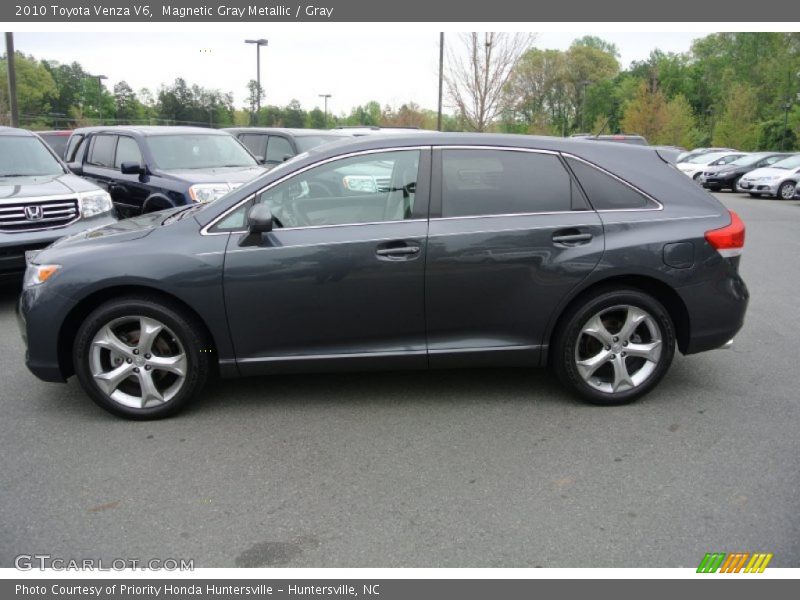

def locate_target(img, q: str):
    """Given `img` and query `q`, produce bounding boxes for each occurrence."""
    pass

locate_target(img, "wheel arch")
[57,285,219,379]
[544,274,691,365]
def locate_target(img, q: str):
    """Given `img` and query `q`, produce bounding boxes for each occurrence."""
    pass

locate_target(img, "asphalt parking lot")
[0,192,798,568]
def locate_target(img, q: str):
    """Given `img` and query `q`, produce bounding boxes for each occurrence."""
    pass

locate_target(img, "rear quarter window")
[566,157,658,210]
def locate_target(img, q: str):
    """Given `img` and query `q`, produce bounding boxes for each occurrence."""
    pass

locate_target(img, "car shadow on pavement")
[190,366,577,416]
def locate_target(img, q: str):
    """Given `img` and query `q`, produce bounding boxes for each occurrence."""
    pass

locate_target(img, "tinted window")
[114,136,142,168]
[567,157,656,210]
[214,150,420,230]
[0,136,64,177]
[266,136,294,163]
[295,135,348,152]
[88,135,117,167]
[147,134,257,170]
[441,149,572,217]
[65,134,85,162]
[239,133,267,157]
[39,133,69,157]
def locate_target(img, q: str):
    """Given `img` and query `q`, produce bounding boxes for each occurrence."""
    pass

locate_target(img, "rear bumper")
[678,259,749,355]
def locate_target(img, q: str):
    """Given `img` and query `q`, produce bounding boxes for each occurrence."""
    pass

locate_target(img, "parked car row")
[675,146,800,199]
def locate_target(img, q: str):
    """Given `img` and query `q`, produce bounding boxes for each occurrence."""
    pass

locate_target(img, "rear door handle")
[552,232,593,245]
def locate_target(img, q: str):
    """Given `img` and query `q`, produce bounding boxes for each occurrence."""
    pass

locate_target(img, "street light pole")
[580,79,592,132]
[245,38,268,124]
[90,74,108,124]
[781,102,792,151]
[319,94,332,126]
[437,32,444,131]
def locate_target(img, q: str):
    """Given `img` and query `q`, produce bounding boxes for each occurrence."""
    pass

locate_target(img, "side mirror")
[239,204,273,247]
[248,203,273,233]
[255,155,266,164]
[282,154,293,162]
[120,162,144,175]
[67,162,83,176]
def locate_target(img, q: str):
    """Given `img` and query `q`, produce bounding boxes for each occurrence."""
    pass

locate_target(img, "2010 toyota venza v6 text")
[18,134,749,419]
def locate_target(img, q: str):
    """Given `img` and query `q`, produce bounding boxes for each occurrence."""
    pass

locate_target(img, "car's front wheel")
[778,181,796,200]
[73,296,210,419]
[553,289,676,406]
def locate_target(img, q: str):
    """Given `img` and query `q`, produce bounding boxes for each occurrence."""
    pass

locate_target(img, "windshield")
[146,134,257,170]
[0,136,65,177]
[295,135,350,152]
[770,155,800,170]
[687,152,730,164]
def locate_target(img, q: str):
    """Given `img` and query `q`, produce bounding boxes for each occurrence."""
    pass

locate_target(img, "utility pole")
[5,33,19,127]
[437,32,444,131]
[319,94,331,126]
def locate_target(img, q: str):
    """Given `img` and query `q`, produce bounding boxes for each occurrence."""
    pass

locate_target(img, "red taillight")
[705,209,745,257]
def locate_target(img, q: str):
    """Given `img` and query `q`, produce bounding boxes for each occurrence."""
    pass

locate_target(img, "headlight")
[23,263,61,288]
[342,175,377,193]
[188,183,232,203]
[759,175,779,181]
[78,191,113,218]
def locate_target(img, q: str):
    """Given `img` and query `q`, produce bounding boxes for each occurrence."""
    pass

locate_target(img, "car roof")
[71,125,231,136]
[0,126,37,137]
[224,127,352,137]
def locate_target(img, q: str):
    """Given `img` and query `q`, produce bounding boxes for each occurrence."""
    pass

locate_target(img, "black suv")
[66,126,265,216]
[224,127,354,167]
[19,133,749,419]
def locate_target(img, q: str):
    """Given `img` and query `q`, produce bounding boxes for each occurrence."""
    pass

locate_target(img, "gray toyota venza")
[18,134,749,419]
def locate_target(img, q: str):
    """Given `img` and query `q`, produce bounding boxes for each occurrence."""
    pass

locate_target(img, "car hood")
[741,166,796,179]
[48,209,174,251]
[158,166,267,184]
[0,172,100,201]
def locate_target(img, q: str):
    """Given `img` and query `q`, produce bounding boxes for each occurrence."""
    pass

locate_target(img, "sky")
[14,31,708,114]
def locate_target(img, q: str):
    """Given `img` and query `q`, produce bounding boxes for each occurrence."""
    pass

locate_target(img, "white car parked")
[736,154,800,199]
[676,151,747,181]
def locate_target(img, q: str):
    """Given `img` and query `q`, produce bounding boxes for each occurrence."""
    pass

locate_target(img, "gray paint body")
[18,133,748,383]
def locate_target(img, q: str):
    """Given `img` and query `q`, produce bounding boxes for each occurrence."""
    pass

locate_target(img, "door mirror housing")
[67,162,83,176]
[239,204,274,247]
[120,162,144,175]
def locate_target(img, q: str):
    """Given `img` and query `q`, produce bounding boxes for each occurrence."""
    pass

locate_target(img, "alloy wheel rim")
[574,304,663,394]
[89,316,187,409]
[780,183,795,200]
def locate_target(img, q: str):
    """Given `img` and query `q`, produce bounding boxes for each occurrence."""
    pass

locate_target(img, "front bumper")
[737,179,779,194]
[0,214,117,280]
[702,174,736,188]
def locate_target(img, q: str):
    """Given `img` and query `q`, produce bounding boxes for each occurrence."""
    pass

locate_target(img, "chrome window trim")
[561,152,664,212]
[200,146,430,236]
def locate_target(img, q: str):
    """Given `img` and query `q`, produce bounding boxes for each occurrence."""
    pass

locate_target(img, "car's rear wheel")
[553,289,676,406]
[730,176,741,192]
[73,297,210,419]
[778,181,796,200]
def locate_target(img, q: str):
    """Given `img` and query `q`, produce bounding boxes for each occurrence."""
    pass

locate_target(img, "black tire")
[778,181,796,201]
[73,296,210,419]
[748,192,761,198]
[552,288,676,406]
[730,176,741,192]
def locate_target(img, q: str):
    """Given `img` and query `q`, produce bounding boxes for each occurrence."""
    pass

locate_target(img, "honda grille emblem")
[24,205,43,221]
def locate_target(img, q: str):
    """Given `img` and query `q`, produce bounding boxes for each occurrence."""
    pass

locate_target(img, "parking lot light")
[245,38,269,123]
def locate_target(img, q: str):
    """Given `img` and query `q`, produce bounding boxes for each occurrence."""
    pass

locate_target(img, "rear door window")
[441,149,573,217]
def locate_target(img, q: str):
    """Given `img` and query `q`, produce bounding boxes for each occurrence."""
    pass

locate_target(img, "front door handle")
[552,231,593,245]
[376,246,420,257]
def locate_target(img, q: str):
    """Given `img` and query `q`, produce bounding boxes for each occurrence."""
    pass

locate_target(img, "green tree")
[713,84,760,149]
[0,52,57,126]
